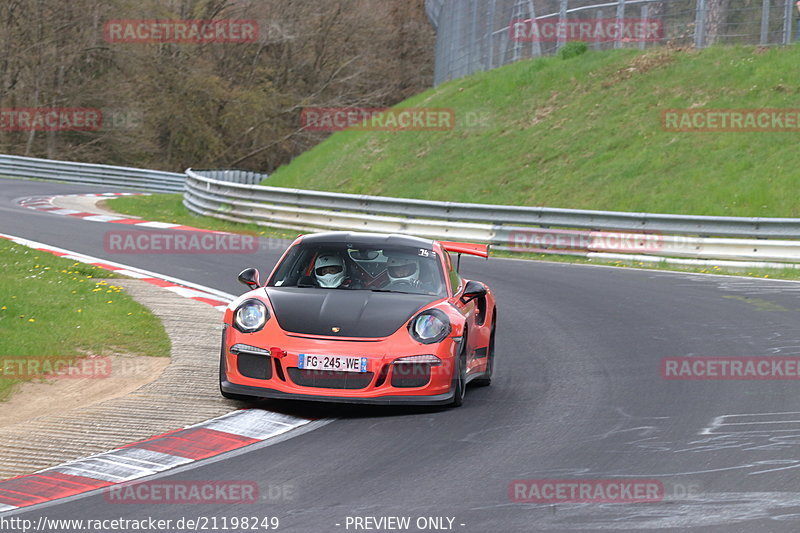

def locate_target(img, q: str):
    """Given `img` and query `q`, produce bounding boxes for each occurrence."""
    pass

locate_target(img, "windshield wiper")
[370,288,414,294]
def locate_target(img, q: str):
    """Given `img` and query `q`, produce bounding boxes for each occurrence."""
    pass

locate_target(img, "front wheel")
[450,340,467,407]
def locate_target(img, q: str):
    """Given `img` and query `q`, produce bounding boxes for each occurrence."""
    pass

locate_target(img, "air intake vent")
[287,368,373,389]
[237,353,272,380]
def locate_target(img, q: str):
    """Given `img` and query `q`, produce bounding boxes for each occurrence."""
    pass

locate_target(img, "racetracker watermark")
[0,108,101,131]
[662,109,800,132]
[104,481,259,504]
[510,18,663,42]
[103,20,259,44]
[661,357,800,380]
[102,108,144,131]
[104,230,259,254]
[300,107,455,132]
[509,479,664,503]
[507,228,663,254]
[0,356,112,380]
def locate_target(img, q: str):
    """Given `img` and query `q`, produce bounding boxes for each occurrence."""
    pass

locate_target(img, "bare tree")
[705,0,731,45]
[0,0,434,170]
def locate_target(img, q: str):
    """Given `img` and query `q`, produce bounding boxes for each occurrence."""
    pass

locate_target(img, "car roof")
[299,231,436,249]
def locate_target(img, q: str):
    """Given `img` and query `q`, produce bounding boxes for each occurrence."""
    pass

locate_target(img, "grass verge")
[264,44,800,218]
[0,239,171,401]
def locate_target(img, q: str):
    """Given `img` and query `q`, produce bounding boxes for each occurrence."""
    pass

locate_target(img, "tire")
[219,349,260,402]
[473,317,496,387]
[450,337,468,407]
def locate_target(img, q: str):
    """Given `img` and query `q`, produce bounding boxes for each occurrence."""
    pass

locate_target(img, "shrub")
[559,41,589,60]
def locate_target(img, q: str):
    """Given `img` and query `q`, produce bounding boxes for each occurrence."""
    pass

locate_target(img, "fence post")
[640,5,649,50]
[760,0,771,44]
[694,0,707,48]
[469,0,479,69]
[527,0,542,57]
[784,0,794,44]
[487,0,496,69]
[594,9,604,50]
[447,0,460,80]
[512,0,522,62]
[614,0,625,49]
[557,0,568,50]
[499,12,510,66]
[457,4,468,78]
[436,0,453,84]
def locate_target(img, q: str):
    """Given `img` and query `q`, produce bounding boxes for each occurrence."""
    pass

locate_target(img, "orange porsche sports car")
[219,232,496,407]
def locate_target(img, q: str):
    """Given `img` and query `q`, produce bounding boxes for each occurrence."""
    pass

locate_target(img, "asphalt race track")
[4,178,800,532]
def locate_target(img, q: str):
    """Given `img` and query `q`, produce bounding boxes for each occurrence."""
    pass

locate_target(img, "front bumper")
[221,324,461,405]
[220,377,455,406]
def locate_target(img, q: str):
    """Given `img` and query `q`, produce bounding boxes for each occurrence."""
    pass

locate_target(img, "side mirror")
[461,280,487,303]
[238,268,261,289]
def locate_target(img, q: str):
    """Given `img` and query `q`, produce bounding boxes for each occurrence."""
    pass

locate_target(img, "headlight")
[408,309,451,344]
[233,299,269,333]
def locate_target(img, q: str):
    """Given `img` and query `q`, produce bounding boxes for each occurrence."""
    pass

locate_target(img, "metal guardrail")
[3,155,799,266]
[0,156,269,193]
[0,154,185,193]
[183,169,800,265]
[184,170,800,239]
[192,169,269,186]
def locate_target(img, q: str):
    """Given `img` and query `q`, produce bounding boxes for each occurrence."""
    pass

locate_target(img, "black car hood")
[266,287,437,338]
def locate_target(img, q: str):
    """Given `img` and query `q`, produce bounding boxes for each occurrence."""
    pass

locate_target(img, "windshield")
[267,241,447,297]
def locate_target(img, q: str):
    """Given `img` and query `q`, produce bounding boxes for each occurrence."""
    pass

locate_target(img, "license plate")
[298,354,367,373]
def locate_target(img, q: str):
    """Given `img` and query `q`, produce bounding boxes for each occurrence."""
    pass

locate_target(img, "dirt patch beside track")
[0,354,169,428]
[0,279,235,480]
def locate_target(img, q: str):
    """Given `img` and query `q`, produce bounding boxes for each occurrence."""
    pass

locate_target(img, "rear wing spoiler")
[439,242,489,272]
[439,241,489,258]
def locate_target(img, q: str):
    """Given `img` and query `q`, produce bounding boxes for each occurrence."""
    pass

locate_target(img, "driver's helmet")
[386,256,419,284]
[314,253,346,288]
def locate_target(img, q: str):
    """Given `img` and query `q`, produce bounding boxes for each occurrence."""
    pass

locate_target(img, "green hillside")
[265,45,800,217]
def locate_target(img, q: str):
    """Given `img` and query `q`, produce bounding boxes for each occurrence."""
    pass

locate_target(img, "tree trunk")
[705,0,731,45]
